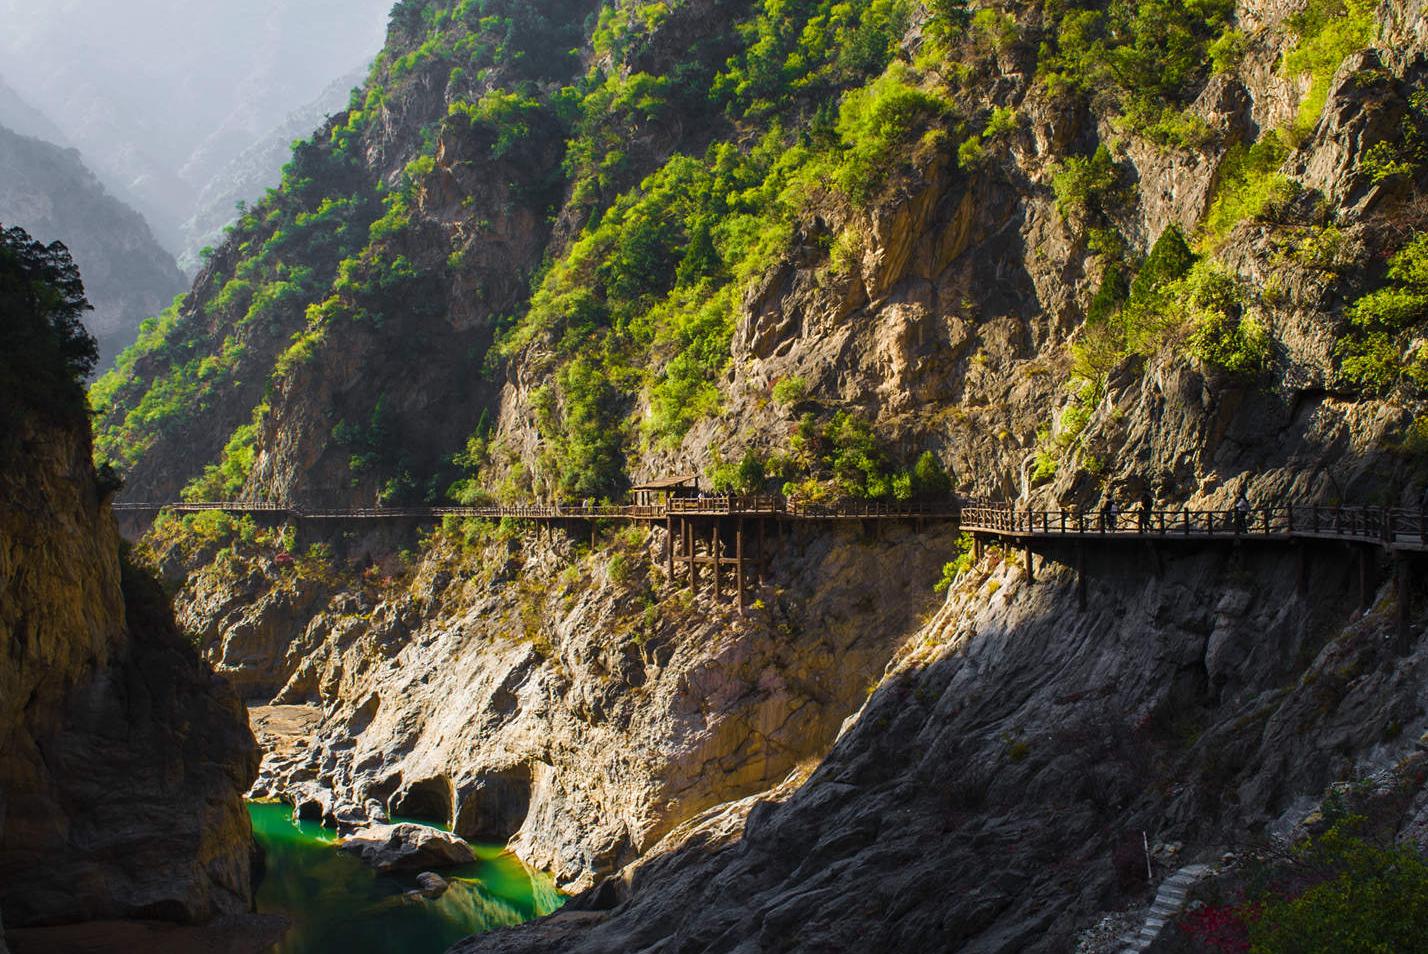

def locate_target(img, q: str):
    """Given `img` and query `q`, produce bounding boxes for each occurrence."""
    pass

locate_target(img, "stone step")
[1120,863,1214,954]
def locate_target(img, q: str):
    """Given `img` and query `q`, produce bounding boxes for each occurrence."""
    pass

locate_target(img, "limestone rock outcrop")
[340,824,475,872]
[0,408,257,927]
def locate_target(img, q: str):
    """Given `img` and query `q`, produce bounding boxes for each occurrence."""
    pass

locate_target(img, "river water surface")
[249,802,564,954]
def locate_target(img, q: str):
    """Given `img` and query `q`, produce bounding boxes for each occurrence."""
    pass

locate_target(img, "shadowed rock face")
[455,541,1428,954]
[0,409,258,928]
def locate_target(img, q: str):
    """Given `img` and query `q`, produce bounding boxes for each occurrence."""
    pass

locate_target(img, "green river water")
[249,802,564,954]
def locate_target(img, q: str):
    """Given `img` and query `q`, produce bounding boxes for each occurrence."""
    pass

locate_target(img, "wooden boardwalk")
[110,497,959,523]
[111,496,958,607]
[111,499,1424,619]
[958,505,1428,552]
[960,504,1425,647]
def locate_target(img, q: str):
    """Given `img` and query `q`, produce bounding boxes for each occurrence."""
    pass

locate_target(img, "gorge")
[4,0,1428,952]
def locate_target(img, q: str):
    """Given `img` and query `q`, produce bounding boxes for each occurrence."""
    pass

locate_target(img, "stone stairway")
[1120,863,1213,953]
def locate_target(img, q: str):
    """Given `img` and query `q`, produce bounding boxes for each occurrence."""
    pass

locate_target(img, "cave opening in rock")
[390,777,453,827]
[454,766,534,843]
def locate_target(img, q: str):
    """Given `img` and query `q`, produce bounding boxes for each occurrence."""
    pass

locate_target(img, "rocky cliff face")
[0,309,258,928]
[95,0,1428,949]
[0,125,187,368]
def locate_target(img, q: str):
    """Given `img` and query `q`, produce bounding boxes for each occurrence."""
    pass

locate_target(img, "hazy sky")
[0,0,394,245]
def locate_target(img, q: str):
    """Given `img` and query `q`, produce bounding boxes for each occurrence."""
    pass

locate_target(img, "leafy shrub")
[934,532,977,592]
[1339,233,1428,390]
[1248,820,1428,953]
[1173,260,1269,373]
[912,450,951,496]
[833,63,952,200]
[1282,0,1377,133]
[710,449,767,494]
[1051,145,1126,220]
[1038,0,1235,148]
[712,0,914,118]
[1202,136,1297,245]
[181,404,266,501]
[772,375,809,406]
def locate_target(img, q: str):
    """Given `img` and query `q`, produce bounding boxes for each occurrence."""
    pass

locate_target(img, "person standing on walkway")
[1101,495,1118,531]
[1234,488,1251,534]
[1138,490,1153,533]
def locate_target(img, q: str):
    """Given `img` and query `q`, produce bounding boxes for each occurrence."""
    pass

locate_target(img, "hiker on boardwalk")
[1138,490,1154,532]
[1101,495,1119,532]
[1233,489,1251,534]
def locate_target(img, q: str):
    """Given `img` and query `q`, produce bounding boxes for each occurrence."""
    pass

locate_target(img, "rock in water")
[339,824,475,872]
[413,872,450,899]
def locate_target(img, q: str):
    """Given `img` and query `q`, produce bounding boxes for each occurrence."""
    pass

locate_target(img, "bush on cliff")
[1249,819,1428,953]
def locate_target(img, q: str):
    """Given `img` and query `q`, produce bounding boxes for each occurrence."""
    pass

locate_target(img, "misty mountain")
[0,0,392,254]
[0,75,69,147]
[178,66,366,273]
[0,124,186,370]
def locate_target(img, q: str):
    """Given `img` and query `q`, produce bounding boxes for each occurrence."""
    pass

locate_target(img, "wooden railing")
[959,505,1428,548]
[111,496,959,522]
[109,499,1428,547]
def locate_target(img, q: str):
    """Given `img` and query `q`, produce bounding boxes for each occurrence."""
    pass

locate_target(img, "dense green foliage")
[93,0,1396,513]
[0,225,96,434]
[1036,224,1269,479]
[1339,233,1428,391]
[1282,0,1377,133]
[492,0,957,498]
[1038,0,1236,147]
[1201,136,1297,246]
[1248,820,1428,953]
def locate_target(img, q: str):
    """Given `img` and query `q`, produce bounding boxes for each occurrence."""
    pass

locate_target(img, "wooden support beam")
[736,519,746,609]
[666,515,675,580]
[758,518,767,584]
[973,535,983,561]
[713,523,722,600]
[1024,544,1034,583]
[686,520,696,591]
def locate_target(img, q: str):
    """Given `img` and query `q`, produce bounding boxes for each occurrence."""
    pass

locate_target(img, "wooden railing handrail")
[957,504,1425,547]
[111,496,960,522]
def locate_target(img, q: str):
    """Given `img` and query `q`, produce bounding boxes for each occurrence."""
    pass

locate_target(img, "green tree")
[0,224,96,432]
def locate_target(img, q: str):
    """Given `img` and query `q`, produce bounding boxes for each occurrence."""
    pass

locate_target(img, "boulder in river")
[412,872,450,899]
[339,823,475,872]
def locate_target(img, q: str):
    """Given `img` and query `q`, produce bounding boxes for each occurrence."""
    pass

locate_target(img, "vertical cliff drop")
[0,225,258,935]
